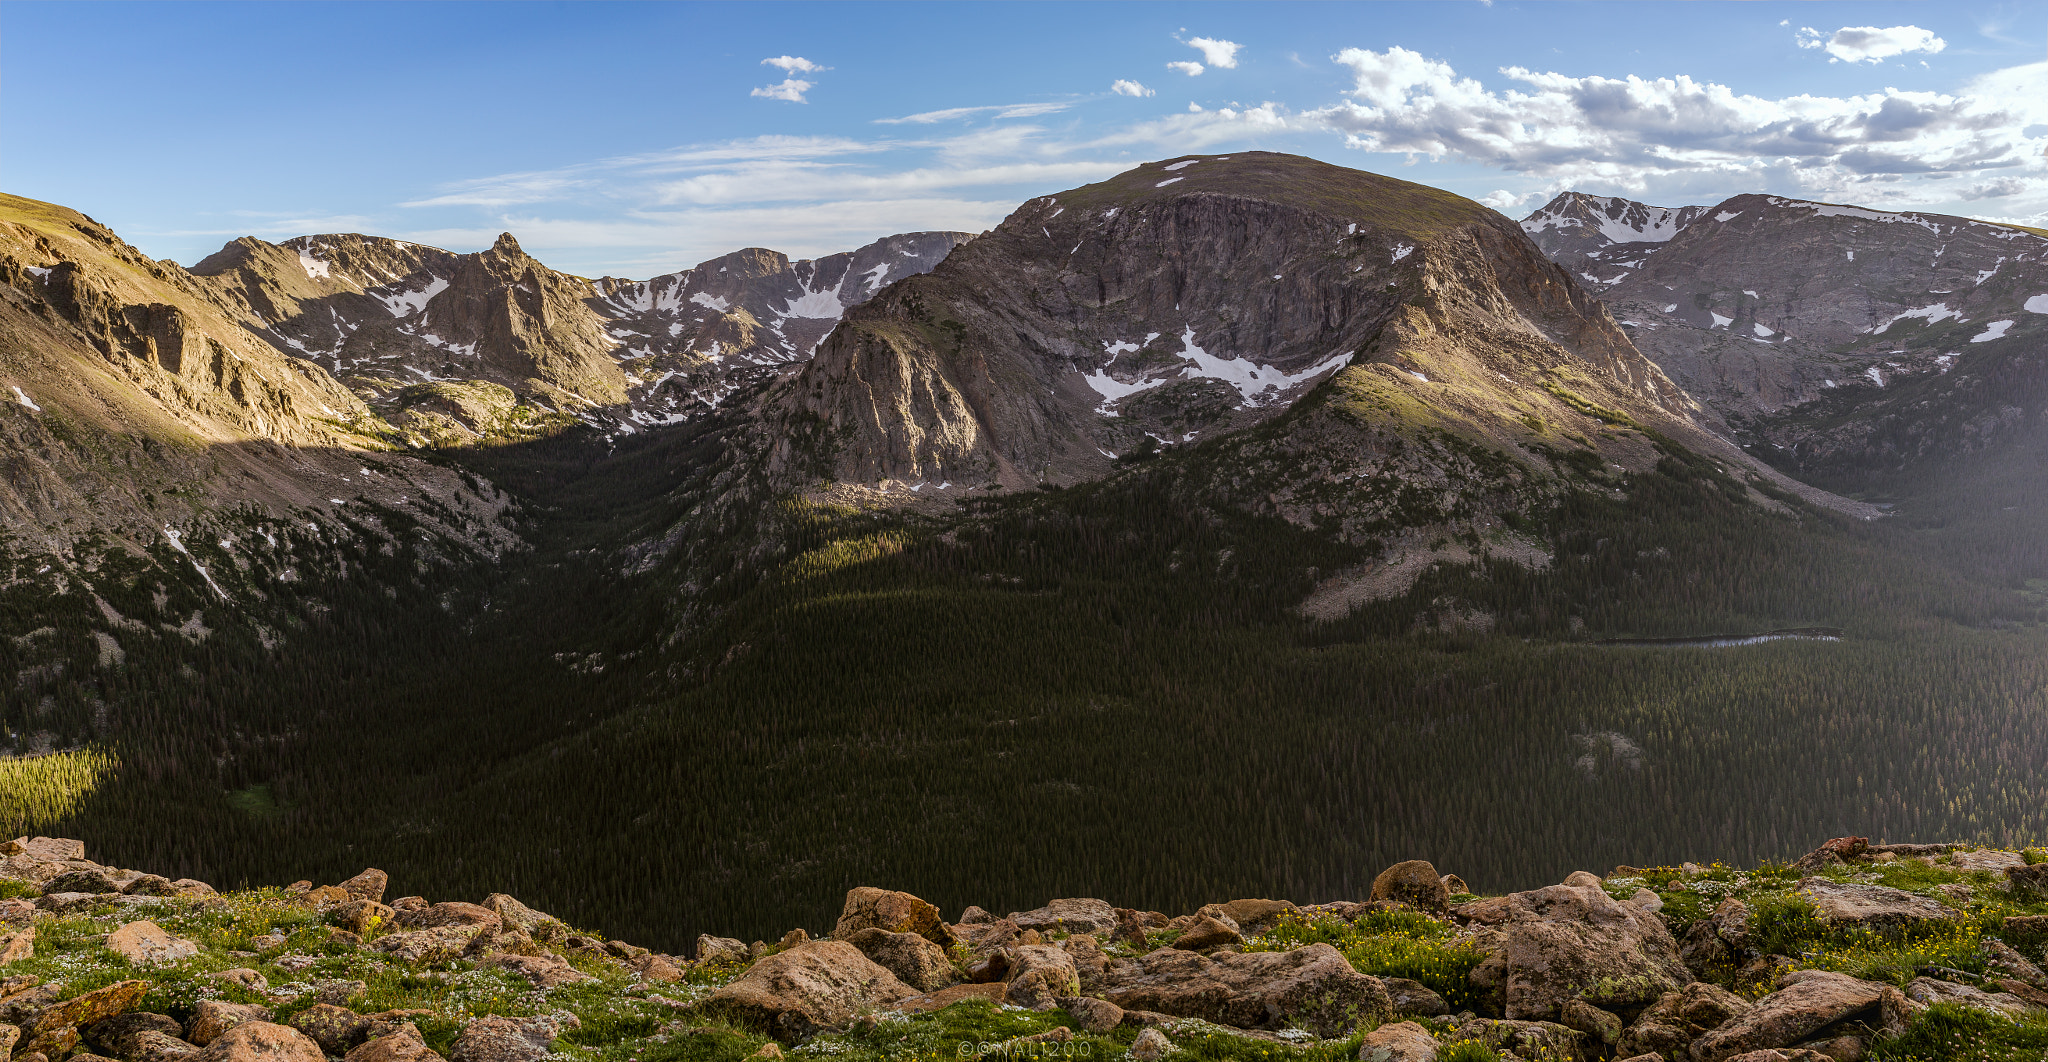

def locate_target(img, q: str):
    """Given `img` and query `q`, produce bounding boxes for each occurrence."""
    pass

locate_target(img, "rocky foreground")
[0,838,2044,1062]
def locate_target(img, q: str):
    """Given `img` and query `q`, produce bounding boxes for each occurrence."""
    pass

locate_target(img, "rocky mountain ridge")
[0,834,2041,1062]
[190,228,969,446]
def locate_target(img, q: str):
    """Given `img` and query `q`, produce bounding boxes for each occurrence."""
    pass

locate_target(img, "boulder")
[286,1006,373,1055]
[82,1012,183,1059]
[489,954,594,989]
[481,895,567,944]
[1797,879,1955,929]
[0,839,85,861]
[41,869,118,894]
[1055,997,1122,1035]
[956,906,994,925]
[704,940,917,1041]
[1445,1018,1584,1060]
[394,902,499,934]
[1128,1028,1173,1062]
[1371,861,1451,914]
[844,929,955,992]
[1094,942,1391,1038]
[1003,945,1080,1010]
[371,926,483,965]
[1466,877,1692,1021]
[25,980,152,1056]
[188,1023,322,1062]
[1059,934,1111,992]
[1904,977,2042,1019]
[1559,999,1622,1046]
[1441,875,1471,897]
[0,1026,19,1057]
[1216,900,1297,936]
[626,953,683,983]
[2000,914,2048,954]
[446,1015,575,1062]
[328,901,394,936]
[335,871,388,904]
[206,971,267,992]
[0,927,33,965]
[1950,849,2027,873]
[1171,915,1242,951]
[342,1025,440,1062]
[890,983,1005,1015]
[1357,1020,1438,1062]
[186,1003,276,1048]
[107,922,199,967]
[697,934,748,964]
[1007,898,1116,937]
[0,981,59,1025]
[1619,981,1751,1056]
[122,1031,197,1062]
[954,918,1024,959]
[2008,863,2048,902]
[120,877,178,898]
[1680,898,1753,981]
[1381,977,1449,1018]
[1791,837,1868,873]
[1984,938,2047,987]
[829,888,955,948]
[1688,971,1886,1062]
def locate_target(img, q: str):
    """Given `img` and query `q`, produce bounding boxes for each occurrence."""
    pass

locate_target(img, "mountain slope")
[191,229,970,443]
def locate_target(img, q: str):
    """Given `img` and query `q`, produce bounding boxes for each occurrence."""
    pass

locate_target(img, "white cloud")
[762,56,825,74]
[751,78,813,103]
[874,101,1073,124]
[1186,37,1242,69]
[1796,25,1946,63]
[1312,47,2040,211]
[1961,176,2029,199]
[1111,79,1155,98]
[1479,189,1541,213]
[1167,61,1205,77]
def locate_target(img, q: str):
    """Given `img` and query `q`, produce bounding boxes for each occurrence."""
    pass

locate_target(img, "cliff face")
[1520,192,1707,290]
[765,153,1716,498]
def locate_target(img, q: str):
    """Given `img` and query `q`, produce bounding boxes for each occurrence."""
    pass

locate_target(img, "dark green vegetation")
[5,387,2045,956]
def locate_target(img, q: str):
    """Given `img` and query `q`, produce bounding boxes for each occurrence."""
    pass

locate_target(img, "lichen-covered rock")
[1357,1021,1438,1062]
[286,1006,374,1055]
[1216,899,1297,936]
[188,1023,321,1062]
[1055,997,1122,1035]
[1791,837,1868,873]
[844,928,956,992]
[394,903,500,934]
[1170,915,1242,951]
[107,922,199,967]
[334,870,387,904]
[1095,942,1390,1038]
[342,1025,441,1062]
[488,954,594,989]
[1381,977,1449,1017]
[1466,876,1692,1021]
[1006,898,1116,937]
[185,1003,276,1048]
[481,896,566,944]
[625,953,683,983]
[1003,945,1079,1010]
[2008,862,2048,902]
[25,980,152,1056]
[371,926,483,965]
[1797,879,1954,929]
[704,940,916,1041]
[120,877,178,898]
[831,888,956,948]
[1619,981,1751,1057]
[1681,898,1754,982]
[696,935,747,964]
[446,1015,576,1062]
[1688,971,1886,1062]
[1128,1028,1173,1062]
[328,900,394,935]
[82,1012,183,1060]
[41,869,118,895]
[1371,861,1451,914]
[1904,977,2042,1019]
[0,927,33,965]
[1559,999,1622,1046]
[1446,1018,1584,1061]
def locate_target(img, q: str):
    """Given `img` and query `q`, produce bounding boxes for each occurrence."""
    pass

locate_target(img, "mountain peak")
[491,232,524,257]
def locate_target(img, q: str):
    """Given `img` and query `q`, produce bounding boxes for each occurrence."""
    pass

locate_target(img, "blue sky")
[4,1,2042,277]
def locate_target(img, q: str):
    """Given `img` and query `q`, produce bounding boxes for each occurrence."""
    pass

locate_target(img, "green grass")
[1248,912,1482,1011]
[1873,1003,2048,1062]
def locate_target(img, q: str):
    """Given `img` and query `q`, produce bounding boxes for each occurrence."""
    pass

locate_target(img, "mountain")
[1519,192,1708,289]
[0,193,507,551]
[190,229,969,445]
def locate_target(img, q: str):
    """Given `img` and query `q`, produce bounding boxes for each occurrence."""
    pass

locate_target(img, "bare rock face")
[1466,875,1692,1021]
[831,887,956,947]
[703,940,917,1041]
[1520,193,1707,289]
[1093,941,1391,1038]
[1688,970,1886,1062]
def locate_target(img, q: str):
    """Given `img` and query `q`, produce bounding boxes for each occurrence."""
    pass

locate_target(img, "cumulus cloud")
[763,55,826,74]
[1311,46,2037,209]
[1479,189,1542,213]
[1111,79,1154,97]
[1961,176,2029,200]
[751,78,812,103]
[1167,60,1205,77]
[1186,37,1242,69]
[1796,25,1945,63]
